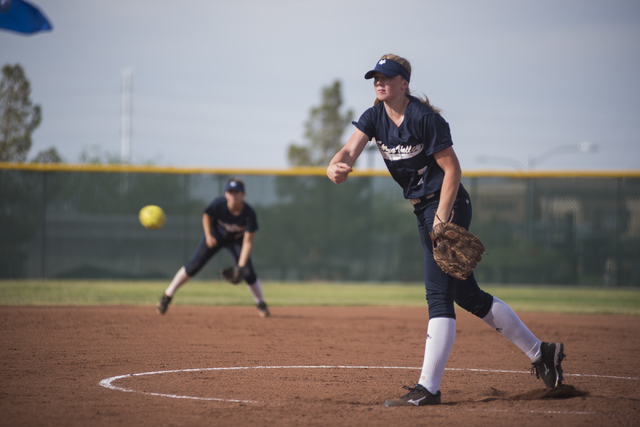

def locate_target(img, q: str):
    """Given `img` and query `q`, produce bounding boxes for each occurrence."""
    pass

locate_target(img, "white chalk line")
[444,367,640,381]
[99,365,638,415]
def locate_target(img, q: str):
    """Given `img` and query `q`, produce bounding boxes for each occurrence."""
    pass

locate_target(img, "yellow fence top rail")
[1,162,639,178]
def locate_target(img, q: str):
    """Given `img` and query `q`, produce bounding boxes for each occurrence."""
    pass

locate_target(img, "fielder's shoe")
[256,301,270,317]
[531,342,565,388]
[384,384,441,407]
[157,293,172,315]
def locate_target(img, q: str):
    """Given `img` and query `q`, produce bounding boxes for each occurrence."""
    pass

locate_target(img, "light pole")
[527,142,597,169]
[121,67,134,163]
[477,155,526,170]
[477,142,598,170]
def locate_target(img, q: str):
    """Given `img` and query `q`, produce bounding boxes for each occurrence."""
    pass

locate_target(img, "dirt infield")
[1,305,639,427]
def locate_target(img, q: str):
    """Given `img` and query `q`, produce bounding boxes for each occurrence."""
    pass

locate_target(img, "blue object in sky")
[0,0,52,34]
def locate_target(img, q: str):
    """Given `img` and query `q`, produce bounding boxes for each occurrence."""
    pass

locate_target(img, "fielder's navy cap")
[364,59,410,82]
[224,180,244,192]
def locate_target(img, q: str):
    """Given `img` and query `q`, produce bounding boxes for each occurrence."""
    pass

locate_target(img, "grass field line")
[3,281,640,315]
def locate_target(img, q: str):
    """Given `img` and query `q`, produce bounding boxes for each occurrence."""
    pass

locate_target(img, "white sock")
[418,317,456,394]
[164,266,190,297]
[482,297,541,361]
[246,278,264,304]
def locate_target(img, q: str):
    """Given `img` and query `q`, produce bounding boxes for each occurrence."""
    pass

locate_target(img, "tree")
[78,144,122,164]
[31,147,62,163]
[288,80,353,166]
[270,81,377,280]
[0,64,42,162]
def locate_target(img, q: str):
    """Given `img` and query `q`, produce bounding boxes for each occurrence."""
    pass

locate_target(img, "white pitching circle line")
[99,365,638,410]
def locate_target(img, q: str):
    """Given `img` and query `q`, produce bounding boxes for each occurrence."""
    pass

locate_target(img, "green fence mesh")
[1,165,639,286]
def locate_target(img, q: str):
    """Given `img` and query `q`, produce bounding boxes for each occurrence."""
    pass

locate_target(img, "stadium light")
[476,155,526,170]
[121,67,134,164]
[477,142,598,170]
[528,141,598,169]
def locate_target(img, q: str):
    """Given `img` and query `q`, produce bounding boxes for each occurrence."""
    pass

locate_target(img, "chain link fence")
[1,164,639,287]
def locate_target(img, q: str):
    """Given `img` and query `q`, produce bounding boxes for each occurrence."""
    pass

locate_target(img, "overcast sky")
[2,0,639,171]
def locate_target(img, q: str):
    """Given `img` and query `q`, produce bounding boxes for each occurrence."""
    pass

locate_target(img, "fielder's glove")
[220,266,245,285]
[430,212,485,281]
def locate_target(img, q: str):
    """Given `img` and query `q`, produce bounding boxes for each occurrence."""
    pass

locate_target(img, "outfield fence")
[1,163,639,287]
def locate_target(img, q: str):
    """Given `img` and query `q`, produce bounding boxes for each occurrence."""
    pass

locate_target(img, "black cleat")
[157,294,172,315]
[257,301,270,317]
[531,342,565,388]
[384,384,441,407]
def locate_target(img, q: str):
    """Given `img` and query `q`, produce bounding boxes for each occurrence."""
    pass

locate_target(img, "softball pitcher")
[157,178,269,318]
[327,54,564,406]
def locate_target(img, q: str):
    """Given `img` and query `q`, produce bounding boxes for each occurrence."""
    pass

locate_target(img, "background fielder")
[157,178,269,317]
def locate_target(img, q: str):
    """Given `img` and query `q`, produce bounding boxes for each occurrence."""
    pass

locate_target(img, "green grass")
[1,280,639,316]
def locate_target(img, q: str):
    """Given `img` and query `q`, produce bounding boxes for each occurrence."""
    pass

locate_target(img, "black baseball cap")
[364,59,410,82]
[224,180,244,192]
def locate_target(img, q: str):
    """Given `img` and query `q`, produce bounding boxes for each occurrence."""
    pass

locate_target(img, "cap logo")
[230,182,237,187]
[364,58,410,83]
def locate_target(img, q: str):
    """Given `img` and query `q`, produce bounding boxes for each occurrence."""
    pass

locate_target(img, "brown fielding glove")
[220,266,244,285]
[430,212,485,280]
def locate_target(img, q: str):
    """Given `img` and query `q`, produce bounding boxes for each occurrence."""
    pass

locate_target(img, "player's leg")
[451,198,564,388]
[157,267,188,314]
[249,279,270,317]
[416,219,456,401]
[479,295,564,387]
[385,199,453,406]
[164,267,190,298]
[479,295,540,359]
[227,242,269,317]
[457,282,565,387]
[157,236,220,314]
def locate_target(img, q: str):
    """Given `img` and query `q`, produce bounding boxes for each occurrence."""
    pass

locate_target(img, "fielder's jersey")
[353,95,453,199]
[203,197,258,242]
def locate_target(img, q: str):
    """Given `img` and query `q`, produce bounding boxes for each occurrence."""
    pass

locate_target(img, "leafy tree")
[0,64,42,162]
[31,147,63,163]
[273,80,361,279]
[288,80,353,166]
[78,144,122,164]
[77,144,162,165]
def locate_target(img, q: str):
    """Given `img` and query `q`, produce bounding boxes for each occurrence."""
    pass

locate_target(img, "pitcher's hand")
[327,162,353,184]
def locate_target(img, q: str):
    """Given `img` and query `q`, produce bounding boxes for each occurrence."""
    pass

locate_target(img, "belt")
[410,192,436,206]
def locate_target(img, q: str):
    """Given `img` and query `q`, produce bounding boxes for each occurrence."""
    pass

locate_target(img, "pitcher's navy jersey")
[204,197,258,242]
[353,95,453,199]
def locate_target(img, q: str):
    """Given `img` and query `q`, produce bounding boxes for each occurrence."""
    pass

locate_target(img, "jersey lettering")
[377,141,424,161]
[217,220,247,234]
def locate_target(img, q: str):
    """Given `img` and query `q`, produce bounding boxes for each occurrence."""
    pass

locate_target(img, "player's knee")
[455,290,493,318]
[185,262,203,277]
[427,296,456,319]
[244,271,257,284]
